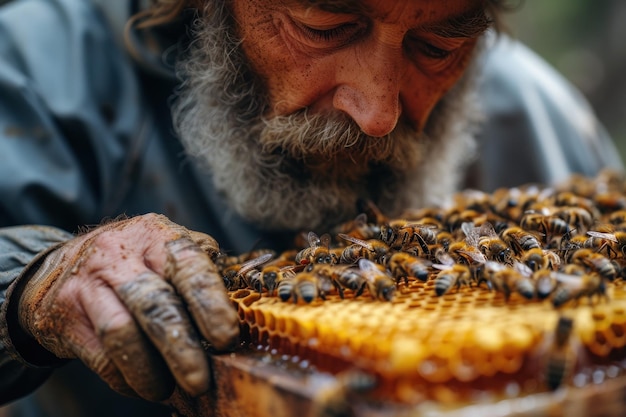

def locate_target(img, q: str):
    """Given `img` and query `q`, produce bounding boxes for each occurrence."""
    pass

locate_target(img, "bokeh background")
[503,0,626,161]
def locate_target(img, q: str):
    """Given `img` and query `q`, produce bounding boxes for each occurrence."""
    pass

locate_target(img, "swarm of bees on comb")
[215,169,626,407]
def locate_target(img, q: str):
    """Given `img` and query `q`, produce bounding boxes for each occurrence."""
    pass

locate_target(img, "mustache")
[259,110,423,169]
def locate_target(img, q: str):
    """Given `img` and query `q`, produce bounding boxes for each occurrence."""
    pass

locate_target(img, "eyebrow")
[419,8,493,38]
[291,1,493,38]
[293,0,372,15]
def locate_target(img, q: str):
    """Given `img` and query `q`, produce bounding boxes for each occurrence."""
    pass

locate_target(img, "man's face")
[173,0,491,232]
[232,0,489,134]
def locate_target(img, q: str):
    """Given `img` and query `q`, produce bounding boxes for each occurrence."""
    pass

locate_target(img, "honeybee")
[594,192,626,214]
[286,270,336,304]
[585,230,626,258]
[384,251,432,284]
[308,262,378,299]
[252,262,298,295]
[532,269,558,299]
[214,253,241,271]
[465,222,513,265]
[569,248,618,282]
[276,273,296,302]
[446,209,487,234]
[399,206,446,224]
[454,188,493,213]
[500,226,542,256]
[446,240,487,267]
[608,209,626,226]
[541,316,582,390]
[552,191,600,220]
[295,231,334,265]
[356,258,396,301]
[491,186,525,221]
[435,230,454,252]
[380,221,436,253]
[478,261,535,300]
[432,251,474,296]
[520,212,573,246]
[551,269,607,308]
[222,253,273,290]
[433,264,473,296]
[552,206,594,233]
[337,234,390,264]
[559,231,590,262]
[521,248,561,271]
[612,258,626,280]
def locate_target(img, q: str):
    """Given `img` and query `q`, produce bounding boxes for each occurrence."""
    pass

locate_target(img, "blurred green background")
[503,0,626,162]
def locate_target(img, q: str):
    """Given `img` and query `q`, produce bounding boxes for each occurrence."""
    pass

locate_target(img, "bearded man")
[0,0,621,416]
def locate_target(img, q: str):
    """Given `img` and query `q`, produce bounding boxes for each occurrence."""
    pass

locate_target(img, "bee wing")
[586,230,618,243]
[337,233,374,251]
[513,260,533,277]
[432,263,453,271]
[357,258,380,273]
[461,222,480,246]
[484,261,507,273]
[478,221,498,238]
[237,253,274,276]
[403,223,437,230]
[278,264,302,278]
[307,231,321,248]
[434,249,455,266]
[552,272,585,288]
[458,248,487,264]
[353,213,368,228]
[319,233,332,249]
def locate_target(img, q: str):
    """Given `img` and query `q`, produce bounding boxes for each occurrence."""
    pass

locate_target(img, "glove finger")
[116,271,210,397]
[81,279,175,401]
[164,238,239,351]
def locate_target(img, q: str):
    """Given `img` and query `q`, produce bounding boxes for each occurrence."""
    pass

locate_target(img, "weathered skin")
[16,213,238,401]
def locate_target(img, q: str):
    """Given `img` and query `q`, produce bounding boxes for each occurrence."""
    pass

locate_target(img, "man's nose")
[332,43,403,137]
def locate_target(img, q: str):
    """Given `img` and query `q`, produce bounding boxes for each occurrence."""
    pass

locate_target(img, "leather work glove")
[15,213,239,401]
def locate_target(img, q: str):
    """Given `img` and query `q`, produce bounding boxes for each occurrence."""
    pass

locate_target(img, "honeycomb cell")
[609,323,626,348]
[224,170,626,405]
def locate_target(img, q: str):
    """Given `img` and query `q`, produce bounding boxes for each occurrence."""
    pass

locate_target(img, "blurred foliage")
[503,0,626,162]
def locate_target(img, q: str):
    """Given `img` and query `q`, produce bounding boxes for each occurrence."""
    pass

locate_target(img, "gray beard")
[172,1,483,232]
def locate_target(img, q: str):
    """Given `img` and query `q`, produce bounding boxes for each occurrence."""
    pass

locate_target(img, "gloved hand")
[15,213,239,401]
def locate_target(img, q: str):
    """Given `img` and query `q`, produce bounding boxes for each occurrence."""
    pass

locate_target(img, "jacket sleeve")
[0,0,146,231]
[0,0,147,404]
[466,34,624,191]
[0,226,72,404]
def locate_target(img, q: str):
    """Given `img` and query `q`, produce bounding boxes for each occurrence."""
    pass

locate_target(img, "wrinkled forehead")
[282,0,492,34]
[285,0,488,14]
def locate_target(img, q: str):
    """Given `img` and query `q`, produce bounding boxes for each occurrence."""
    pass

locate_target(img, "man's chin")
[287,154,376,183]
[225,174,365,232]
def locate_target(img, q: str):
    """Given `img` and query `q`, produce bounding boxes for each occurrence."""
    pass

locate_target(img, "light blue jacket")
[0,0,622,415]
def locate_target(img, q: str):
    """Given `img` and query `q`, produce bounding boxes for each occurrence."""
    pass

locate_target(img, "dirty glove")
[15,213,239,401]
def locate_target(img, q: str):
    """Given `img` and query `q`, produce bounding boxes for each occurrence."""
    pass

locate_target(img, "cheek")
[401,48,477,129]
[400,74,451,130]
[233,6,337,115]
